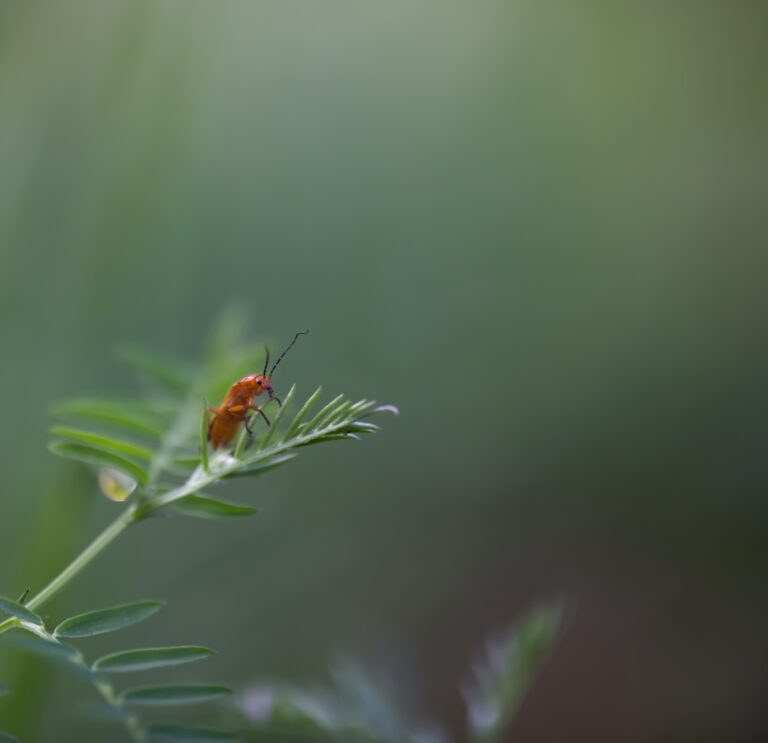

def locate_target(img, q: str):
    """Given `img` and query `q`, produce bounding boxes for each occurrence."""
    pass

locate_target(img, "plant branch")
[21,622,146,741]
[0,388,394,742]
[3,394,393,635]
[26,506,139,612]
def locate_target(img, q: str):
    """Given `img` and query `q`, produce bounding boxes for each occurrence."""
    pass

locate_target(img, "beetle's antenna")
[263,345,270,377]
[269,330,310,377]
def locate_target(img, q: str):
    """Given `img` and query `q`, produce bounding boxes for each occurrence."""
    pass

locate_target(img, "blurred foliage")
[239,606,561,743]
[464,606,561,743]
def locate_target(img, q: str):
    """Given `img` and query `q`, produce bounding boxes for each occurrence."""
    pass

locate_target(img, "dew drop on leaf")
[98,468,137,502]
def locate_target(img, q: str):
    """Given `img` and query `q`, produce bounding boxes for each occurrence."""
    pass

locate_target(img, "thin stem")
[0,509,138,641]
[0,510,147,738]
[93,677,146,742]
[23,622,146,741]
[146,385,203,489]
[26,506,139,612]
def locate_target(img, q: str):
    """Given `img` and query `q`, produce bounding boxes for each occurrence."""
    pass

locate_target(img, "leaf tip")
[374,404,400,416]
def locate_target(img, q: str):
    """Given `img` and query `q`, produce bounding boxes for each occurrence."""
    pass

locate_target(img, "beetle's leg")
[239,403,270,449]
[267,394,282,408]
[248,401,271,427]
[243,413,255,447]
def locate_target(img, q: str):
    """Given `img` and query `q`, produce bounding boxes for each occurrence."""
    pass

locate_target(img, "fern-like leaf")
[3,326,396,743]
[464,606,562,743]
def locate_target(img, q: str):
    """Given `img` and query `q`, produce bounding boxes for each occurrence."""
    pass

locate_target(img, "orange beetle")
[207,330,309,449]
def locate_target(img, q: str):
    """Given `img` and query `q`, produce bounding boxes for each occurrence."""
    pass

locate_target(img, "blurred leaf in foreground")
[239,607,561,743]
[464,605,562,743]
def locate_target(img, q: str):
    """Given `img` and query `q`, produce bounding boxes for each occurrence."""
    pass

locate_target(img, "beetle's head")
[248,374,272,398]
[258,330,310,406]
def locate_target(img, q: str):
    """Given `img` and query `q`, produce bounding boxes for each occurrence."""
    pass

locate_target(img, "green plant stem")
[0,508,147,739]
[93,676,146,742]
[23,622,145,741]
[0,438,291,630]
[27,506,139,612]
[0,508,139,640]
[146,386,202,488]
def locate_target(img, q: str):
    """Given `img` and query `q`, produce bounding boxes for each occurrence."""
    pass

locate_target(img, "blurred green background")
[1,1,768,741]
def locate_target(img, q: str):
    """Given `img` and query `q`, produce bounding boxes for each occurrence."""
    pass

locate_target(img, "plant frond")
[11,333,396,743]
[464,605,562,743]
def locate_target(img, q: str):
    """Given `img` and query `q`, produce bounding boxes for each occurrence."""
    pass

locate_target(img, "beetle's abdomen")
[208,413,241,449]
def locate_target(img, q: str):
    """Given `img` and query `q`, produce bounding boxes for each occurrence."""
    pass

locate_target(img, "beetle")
[207,330,309,449]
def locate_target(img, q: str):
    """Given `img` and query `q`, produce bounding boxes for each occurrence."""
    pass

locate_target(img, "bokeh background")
[1,2,768,741]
